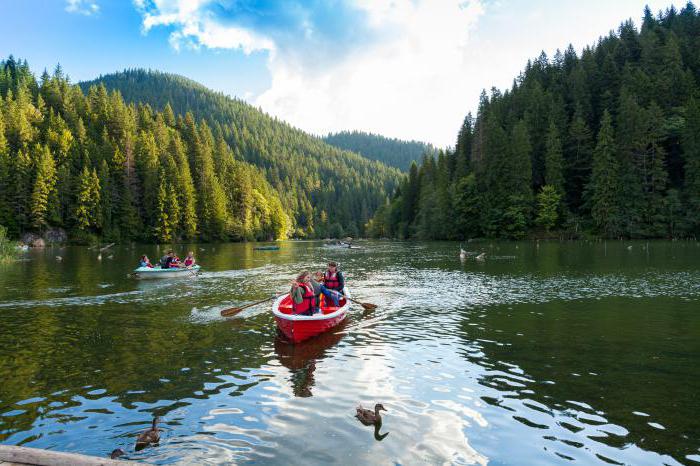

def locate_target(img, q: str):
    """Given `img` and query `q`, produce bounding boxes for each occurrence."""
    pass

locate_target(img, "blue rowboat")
[132,265,201,279]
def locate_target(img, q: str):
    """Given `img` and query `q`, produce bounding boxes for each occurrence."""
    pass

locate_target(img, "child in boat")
[290,271,317,316]
[139,255,154,268]
[182,251,196,267]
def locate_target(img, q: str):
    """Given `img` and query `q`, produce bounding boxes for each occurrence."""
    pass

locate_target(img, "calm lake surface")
[1,240,699,465]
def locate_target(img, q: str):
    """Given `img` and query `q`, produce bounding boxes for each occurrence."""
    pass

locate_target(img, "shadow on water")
[274,322,347,398]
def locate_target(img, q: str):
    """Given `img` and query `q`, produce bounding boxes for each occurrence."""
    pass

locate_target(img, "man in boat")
[313,271,341,308]
[290,271,318,316]
[159,251,177,269]
[323,262,345,295]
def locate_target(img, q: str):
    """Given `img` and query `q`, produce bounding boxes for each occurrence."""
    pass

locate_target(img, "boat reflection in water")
[273,322,347,397]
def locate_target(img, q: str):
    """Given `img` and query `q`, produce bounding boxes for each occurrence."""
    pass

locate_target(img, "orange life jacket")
[292,282,316,314]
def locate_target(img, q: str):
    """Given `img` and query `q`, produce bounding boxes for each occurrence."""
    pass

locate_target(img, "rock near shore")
[20,228,68,247]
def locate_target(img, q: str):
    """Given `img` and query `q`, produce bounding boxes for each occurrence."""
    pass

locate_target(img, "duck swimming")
[135,417,160,451]
[355,403,386,426]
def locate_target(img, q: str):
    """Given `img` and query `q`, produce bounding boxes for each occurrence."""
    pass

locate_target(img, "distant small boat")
[254,245,280,251]
[132,265,200,279]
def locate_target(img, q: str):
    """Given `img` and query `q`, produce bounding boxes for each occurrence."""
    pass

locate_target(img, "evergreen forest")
[367,4,700,240]
[323,131,435,171]
[0,60,401,243]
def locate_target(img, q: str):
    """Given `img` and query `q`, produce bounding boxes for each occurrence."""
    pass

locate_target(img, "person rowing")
[313,271,341,308]
[323,261,345,294]
[159,250,178,269]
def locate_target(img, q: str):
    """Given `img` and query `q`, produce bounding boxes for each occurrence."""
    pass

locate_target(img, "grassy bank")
[0,226,18,264]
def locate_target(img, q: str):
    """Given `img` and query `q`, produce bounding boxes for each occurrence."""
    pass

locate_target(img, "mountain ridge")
[80,68,402,238]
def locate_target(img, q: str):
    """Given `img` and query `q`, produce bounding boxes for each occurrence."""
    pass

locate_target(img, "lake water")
[0,240,699,465]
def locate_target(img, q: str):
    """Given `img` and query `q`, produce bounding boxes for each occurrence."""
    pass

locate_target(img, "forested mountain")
[80,70,401,238]
[368,4,700,240]
[0,60,400,244]
[323,131,435,171]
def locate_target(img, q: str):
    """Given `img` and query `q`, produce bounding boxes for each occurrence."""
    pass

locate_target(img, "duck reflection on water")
[273,322,347,397]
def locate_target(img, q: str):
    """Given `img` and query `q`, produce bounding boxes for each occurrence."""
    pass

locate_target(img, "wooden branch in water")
[0,445,125,466]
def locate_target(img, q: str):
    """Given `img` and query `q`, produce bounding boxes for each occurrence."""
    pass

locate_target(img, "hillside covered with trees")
[323,131,435,171]
[0,59,400,243]
[367,4,700,240]
[81,70,401,238]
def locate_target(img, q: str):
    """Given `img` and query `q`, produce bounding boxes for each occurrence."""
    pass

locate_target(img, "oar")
[221,294,282,317]
[347,296,377,311]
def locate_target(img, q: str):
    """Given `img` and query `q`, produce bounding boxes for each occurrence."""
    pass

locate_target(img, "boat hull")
[272,291,351,343]
[132,265,200,279]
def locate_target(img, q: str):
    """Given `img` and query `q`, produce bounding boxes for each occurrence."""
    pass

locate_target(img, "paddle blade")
[220,307,243,317]
[361,303,377,310]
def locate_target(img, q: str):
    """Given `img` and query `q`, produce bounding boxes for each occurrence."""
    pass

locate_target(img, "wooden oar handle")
[220,293,286,317]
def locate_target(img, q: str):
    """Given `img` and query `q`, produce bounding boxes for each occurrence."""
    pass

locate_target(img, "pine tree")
[587,111,620,237]
[536,185,561,232]
[455,113,473,178]
[544,121,565,193]
[0,109,10,227]
[30,144,57,230]
[169,135,197,238]
[565,111,593,213]
[615,89,646,236]
[504,120,533,238]
[154,177,172,243]
[642,102,668,236]
[682,98,700,235]
[73,166,101,232]
[166,183,181,240]
[452,174,481,239]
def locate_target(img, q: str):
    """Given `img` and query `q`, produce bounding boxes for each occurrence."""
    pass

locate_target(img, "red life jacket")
[324,271,341,291]
[292,282,316,314]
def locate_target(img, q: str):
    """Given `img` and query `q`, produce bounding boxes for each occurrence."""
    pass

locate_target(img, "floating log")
[0,445,127,466]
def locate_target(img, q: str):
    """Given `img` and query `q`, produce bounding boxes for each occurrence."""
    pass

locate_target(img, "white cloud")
[134,0,275,54]
[132,0,688,148]
[65,0,99,16]
[256,0,485,148]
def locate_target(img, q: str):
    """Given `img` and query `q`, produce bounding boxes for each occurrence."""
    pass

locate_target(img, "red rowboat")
[272,290,351,343]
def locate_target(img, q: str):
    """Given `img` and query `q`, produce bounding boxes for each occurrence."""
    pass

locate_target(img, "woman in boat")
[323,262,345,294]
[290,271,318,316]
[182,251,196,268]
[139,255,154,268]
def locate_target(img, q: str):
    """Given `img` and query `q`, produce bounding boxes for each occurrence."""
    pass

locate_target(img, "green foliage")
[0,225,18,263]
[536,185,561,232]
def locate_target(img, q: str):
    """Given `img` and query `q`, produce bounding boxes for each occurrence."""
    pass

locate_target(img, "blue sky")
[1,0,686,147]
